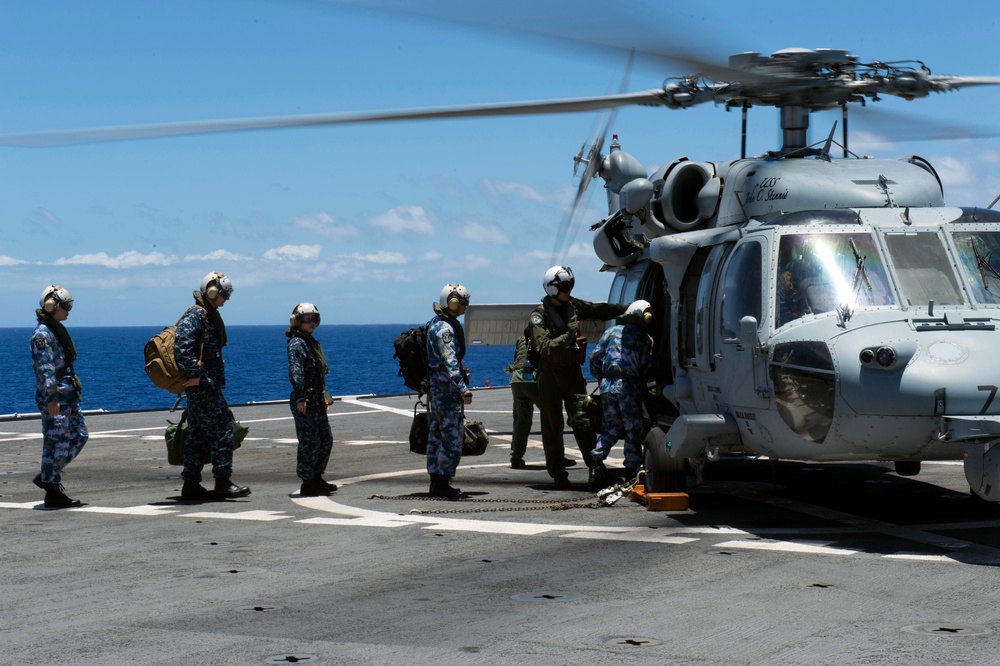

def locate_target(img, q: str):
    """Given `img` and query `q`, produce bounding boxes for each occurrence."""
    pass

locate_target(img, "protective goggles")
[298,313,320,324]
[57,299,74,312]
[554,280,574,293]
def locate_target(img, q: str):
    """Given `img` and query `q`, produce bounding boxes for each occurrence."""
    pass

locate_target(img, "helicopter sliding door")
[713,238,771,415]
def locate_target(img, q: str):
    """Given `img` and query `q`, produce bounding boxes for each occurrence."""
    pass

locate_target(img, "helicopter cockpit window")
[951,231,1000,305]
[775,233,894,328]
[720,241,762,339]
[883,232,964,306]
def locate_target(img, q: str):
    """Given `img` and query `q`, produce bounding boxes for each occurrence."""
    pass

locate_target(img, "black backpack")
[393,325,428,393]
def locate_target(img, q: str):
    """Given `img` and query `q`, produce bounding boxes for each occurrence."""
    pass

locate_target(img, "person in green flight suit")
[527,265,627,489]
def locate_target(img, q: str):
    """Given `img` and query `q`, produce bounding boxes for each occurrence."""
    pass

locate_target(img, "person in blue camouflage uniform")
[588,299,655,491]
[174,271,250,501]
[30,285,88,508]
[426,283,473,499]
[287,302,337,497]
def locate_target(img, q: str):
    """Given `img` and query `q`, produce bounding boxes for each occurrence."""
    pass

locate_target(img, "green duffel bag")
[165,410,248,465]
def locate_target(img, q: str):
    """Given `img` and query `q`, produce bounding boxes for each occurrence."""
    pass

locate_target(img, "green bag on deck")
[165,410,248,466]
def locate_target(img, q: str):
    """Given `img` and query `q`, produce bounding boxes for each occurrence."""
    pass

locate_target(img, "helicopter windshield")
[776,233,895,328]
[882,231,964,307]
[951,231,1000,305]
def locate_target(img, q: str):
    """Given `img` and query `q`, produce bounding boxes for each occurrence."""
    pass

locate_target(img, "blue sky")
[2,0,1000,326]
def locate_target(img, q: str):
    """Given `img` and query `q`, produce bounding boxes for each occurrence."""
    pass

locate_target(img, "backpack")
[144,307,205,395]
[393,325,428,393]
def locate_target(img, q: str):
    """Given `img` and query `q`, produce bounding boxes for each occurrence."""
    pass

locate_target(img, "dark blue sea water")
[0,325,523,414]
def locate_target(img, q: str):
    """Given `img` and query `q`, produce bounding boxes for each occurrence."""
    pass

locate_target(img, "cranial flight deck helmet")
[626,299,653,323]
[200,271,234,301]
[439,283,471,315]
[40,285,73,313]
[543,265,575,297]
[290,302,321,327]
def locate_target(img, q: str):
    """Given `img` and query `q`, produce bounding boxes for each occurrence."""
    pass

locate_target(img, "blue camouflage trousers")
[40,405,88,484]
[592,391,644,469]
[292,403,333,480]
[427,379,464,477]
[182,385,234,483]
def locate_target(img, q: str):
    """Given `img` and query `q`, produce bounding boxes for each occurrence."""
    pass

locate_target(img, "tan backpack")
[143,307,205,394]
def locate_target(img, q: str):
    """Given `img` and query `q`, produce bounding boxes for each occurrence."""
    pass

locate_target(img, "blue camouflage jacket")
[426,312,468,400]
[174,304,226,389]
[589,320,653,396]
[287,334,327,404]
[30,323,80,409]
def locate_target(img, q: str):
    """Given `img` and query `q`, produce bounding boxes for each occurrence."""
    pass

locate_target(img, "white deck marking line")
[181,510,292,521]
[730,487,1000,563]
[72,505,180,516]
[716,539,860,556]
[341,397,417,417]
[341,440,408,446]
[562,532,700,544]
[884,553,959,562]
[0,501,43,510]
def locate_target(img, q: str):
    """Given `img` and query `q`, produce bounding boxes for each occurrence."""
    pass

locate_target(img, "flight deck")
[2,386,1000,665]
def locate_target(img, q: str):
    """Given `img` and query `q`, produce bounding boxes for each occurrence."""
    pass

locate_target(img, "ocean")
[0,324,527,415]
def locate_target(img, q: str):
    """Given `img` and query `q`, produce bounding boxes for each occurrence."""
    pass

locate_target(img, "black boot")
[588,460,610,493]
[181,480,214,501]
[314,476,338,493]
[43,483,81,509]
[429,474,461,499]
[32,474,47,491]
[299,478,330,497]
[214,477,251,499]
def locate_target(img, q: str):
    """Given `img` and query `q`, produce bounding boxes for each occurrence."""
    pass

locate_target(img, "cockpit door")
[713,238,772,412]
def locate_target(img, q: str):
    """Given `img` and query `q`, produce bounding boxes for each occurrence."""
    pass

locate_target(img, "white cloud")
[184,249,254,262]
[0,255,27,266]
[935,156,974,188]
[460,221,510,245]
[263,244,322,261]
[421,251,443,262]
[371,205,434,235]
[463,254,491,270]
[480,179,547,203]
[293,212,359,240]
[344,250,407,265]
[848,130,894,153]
[55,251,177,268]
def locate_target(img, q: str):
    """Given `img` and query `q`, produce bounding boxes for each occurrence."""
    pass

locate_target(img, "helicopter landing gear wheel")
[643,426,686,493]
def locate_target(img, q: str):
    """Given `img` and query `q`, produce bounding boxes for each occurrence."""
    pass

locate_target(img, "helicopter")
[5,19,1000,502]
[576,48,1000,503]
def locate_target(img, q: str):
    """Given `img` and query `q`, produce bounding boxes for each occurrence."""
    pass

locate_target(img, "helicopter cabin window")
[720,241,762,340]
[775,233,895,328]
[951,231,1000,305]
[883,232,964,306]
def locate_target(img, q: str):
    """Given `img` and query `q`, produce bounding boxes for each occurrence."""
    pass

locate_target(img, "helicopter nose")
[838,334,999,417]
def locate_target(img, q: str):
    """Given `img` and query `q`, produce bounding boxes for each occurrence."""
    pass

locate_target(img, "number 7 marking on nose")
[978,385,998,414]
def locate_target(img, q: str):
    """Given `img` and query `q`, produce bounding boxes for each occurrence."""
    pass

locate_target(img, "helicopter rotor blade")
[552,51,634,263]
[848,104,1000,143]
[0,90,670,148]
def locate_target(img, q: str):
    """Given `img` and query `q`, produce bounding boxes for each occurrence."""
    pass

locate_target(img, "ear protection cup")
[289,314,297,327]
[43,298,58,314]
[205,284,220,300]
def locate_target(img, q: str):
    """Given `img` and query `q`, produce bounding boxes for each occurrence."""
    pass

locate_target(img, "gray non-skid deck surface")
[2,387,1000,665]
